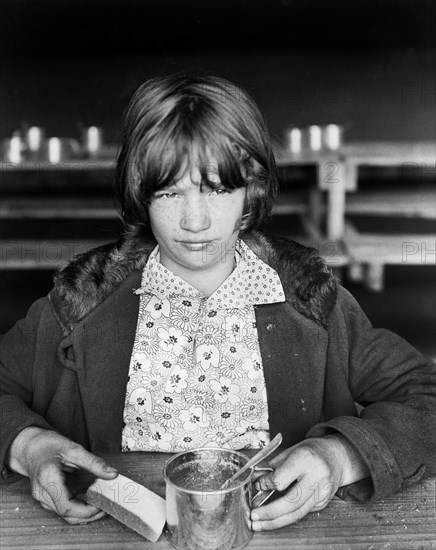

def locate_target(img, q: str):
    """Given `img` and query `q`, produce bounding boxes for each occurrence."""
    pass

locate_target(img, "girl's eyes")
[211,188,230,195]
[154,188,230,200]
[156,192,178,199]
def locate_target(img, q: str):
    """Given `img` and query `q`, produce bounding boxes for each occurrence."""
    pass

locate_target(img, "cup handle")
[251,466,275,509]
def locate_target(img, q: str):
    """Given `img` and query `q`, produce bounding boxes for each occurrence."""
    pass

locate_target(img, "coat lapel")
[256,301,328,448]
[71,272,142,452]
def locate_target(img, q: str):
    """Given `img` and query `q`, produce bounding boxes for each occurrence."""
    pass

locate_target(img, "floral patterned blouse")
[121,239,286,452]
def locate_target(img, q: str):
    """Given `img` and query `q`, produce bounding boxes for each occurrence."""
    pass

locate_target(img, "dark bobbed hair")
[115,73,278,234]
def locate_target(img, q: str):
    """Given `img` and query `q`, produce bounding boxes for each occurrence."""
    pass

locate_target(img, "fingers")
[62,508,107,525]
[32,463,108,524]
[256,449,303,493]
[23,430,118,482]
[266,448,293,470]
[253,449,293,483]
[18,430,117,524]
[251,476,336,531]
[251,443,342,531]
[59,446,118,480]
[251,490,316,531]
[41,495,106,525]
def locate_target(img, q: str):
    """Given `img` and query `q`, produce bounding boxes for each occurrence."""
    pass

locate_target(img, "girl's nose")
[180,195,211,233]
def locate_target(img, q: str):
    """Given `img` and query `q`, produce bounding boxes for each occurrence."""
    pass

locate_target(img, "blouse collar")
[134,239,285,308]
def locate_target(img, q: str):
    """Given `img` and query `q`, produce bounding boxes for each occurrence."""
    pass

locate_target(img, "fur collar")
[49,227,337,335]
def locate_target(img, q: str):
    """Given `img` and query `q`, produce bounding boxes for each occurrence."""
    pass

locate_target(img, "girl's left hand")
[251,435,369,531]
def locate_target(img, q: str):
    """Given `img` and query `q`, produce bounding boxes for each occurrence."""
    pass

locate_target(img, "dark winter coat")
[1,230,435,502]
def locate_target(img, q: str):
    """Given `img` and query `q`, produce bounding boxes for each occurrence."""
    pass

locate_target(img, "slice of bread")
[85,474,166,542]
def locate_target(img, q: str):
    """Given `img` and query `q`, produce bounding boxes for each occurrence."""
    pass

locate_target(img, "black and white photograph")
[0,1,435,548]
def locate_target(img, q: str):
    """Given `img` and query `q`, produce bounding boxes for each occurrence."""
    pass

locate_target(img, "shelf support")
[322,160,346,241]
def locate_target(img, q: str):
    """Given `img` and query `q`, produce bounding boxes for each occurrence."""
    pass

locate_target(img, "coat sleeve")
[0,297,59,483]
[307,286,436,501]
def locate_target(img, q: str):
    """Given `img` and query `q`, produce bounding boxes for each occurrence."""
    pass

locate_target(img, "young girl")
[1,73,434,531]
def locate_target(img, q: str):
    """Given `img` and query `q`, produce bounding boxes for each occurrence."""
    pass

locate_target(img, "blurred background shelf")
[276,142,436,168]
[0,159,116,171]
[337,141,435,291]
[0,239,112,270]
[340,141,436,167]
[0,197,119,219]
[344,221,436,292]
[345,190,435,218]
[1,142,434,278]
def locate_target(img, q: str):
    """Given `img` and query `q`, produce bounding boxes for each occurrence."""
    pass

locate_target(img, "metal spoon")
[219,432,283,490]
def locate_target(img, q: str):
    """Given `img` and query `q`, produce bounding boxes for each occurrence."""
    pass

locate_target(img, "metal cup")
[164,448,273,550]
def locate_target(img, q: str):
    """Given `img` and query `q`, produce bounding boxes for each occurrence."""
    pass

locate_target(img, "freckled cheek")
[149,204,182,230]
[209,211,237,233]
[217,204,245,232]
[212,199,243,219]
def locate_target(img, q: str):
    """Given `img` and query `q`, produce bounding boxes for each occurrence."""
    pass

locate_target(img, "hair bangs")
[196,137,248,192]
[137,118,248,200]
[135,129,191,202]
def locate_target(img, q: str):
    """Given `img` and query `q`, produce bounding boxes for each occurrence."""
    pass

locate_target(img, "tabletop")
[1,452,435,550]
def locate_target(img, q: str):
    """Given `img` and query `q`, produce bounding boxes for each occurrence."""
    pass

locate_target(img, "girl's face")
[147,162,246,286]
